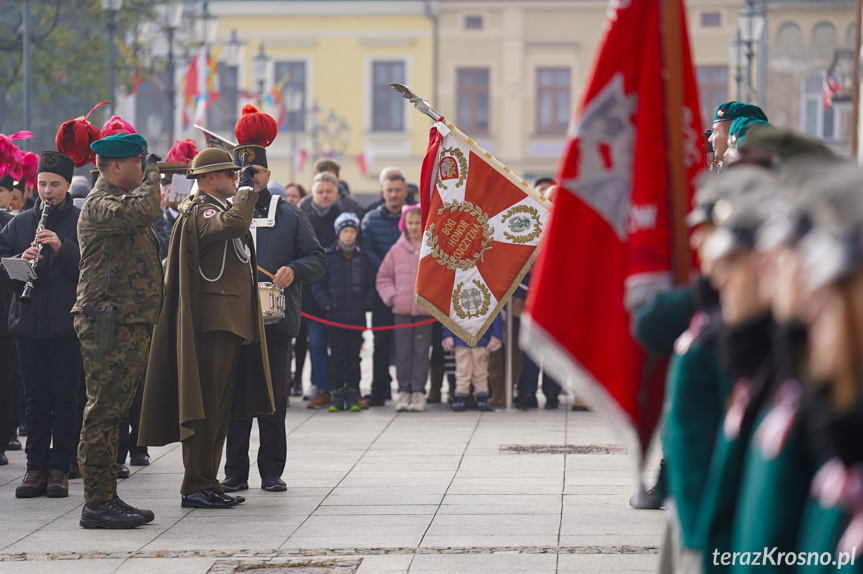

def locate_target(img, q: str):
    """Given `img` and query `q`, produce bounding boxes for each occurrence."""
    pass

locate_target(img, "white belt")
[250,195,280,247]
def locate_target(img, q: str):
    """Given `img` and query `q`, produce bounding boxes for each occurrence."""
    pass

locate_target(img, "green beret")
[729,117,772,148]
[713,101,768,123]
[91,133,148,159]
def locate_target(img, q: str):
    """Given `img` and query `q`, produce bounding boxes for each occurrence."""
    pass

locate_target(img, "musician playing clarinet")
[222,106,325,495]
[0,148,81,501]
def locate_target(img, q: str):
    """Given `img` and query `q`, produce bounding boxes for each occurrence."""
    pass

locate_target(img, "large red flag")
[521,0,703,457]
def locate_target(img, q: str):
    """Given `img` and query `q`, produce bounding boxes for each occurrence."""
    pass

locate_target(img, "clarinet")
[20,201,53,304]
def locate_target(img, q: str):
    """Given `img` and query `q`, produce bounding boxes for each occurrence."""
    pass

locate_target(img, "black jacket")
[311,244,376,327]
[0,194,81,338]
[254,189,326,336]
[299,196,343,317]
[0,210,12,336]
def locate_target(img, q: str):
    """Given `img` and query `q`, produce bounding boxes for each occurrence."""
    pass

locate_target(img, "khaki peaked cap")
[186,148,240,179]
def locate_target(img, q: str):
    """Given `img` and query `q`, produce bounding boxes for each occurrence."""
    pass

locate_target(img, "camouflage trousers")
[74,316,151,503]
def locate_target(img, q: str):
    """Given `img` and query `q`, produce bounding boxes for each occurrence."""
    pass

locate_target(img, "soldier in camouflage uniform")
[73,133,164,529]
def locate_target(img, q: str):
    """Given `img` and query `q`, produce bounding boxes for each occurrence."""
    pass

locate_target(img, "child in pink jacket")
[376,204,433,412]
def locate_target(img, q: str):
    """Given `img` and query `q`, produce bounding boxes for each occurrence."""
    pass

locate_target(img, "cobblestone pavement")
[0,340,664,573]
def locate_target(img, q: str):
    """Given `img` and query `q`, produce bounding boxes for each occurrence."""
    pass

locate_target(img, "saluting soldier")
[139,148,274,509]
[74,132,164,529]
[222,106,326,495]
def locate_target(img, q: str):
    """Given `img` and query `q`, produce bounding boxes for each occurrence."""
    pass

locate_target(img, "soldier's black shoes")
[80,500,145,529]
[0,452,7,466]
[217,491,245,504]
[130,453,150,466]
[221,476,249,492]
[7,433,21,451]
[16,470,47,498]
[261,476,287,492]
[112,497,155,523]
[117,463,131,479]
[181,488,238,509]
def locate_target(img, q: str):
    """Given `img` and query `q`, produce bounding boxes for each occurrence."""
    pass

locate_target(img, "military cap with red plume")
[56,102,108,167]
[0,131,31,180]
[166,139,199,164]
[100,115,136,139]
[233,104,277,168]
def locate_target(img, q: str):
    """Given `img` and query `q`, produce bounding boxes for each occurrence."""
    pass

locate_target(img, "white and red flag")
[415,121,551,345]
[521,0,703,455]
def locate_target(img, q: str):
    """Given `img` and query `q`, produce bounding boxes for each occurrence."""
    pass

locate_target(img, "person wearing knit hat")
[221,111,326,493]
[73,110,163,529]
[708,101,769,172]
[311,211,376,413]
[0,124,85,504]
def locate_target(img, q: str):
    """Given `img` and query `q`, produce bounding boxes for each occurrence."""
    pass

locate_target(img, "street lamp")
[198,1,217,46]
[156,1,183,144]
[100,0,124,117]
[727,33,745,102]
[252,44,269,106]
[737,0,765,103]
[283,85,304,182]
[224,29,243,68]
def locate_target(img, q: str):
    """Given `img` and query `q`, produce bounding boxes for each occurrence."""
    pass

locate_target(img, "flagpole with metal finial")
[389,83,442,122]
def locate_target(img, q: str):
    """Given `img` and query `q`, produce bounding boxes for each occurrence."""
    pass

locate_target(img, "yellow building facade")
[207,1,435,194]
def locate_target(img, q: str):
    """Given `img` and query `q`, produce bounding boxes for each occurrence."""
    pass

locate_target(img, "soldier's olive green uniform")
[181,190,260,494]
[72,164,163,503]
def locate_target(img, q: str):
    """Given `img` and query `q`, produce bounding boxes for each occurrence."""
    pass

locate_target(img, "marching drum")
[258,282,285,324]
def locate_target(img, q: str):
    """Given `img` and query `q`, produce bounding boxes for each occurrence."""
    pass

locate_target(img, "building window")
[207,62,238,132]
[536,67,570,135]
[372,61,405,132]
[776,21,803,48]
[457,68,490,134]
[274,61,306,131]
[701,12,721,27]
[465,15,483,30]
[697,65,728,127]
[813,21,837,50]
[803,73,839,141]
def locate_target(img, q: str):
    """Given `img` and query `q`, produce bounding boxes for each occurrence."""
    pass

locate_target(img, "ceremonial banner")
[521,0,703,455]
[415,120,551,346]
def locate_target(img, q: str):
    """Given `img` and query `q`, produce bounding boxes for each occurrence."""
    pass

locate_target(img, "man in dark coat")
[0,151,81,499]
[360,170,409,406]
[138,148,275,509]
[222,142,325,494]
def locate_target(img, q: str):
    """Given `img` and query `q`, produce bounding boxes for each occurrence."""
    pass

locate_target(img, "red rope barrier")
[300,312,437,332]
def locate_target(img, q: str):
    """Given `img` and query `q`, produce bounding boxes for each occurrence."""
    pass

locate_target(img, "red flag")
[823,74,841,110]
[521,0,703,456]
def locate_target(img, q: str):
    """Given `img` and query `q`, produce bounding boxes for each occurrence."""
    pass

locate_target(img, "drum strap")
[250,195,281,248]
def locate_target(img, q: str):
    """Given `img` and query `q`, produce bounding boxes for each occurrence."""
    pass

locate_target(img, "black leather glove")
[238,165,259,189]
[143,152,162,169]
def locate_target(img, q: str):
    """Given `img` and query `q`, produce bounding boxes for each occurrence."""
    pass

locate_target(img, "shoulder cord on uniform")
[200,242,229,283]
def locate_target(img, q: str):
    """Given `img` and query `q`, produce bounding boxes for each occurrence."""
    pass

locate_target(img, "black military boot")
[629,460,667,509]
[80,500,145,529]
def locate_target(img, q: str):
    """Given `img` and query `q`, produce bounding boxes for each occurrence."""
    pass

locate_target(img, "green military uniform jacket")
[73,165,164,323]
[663,321,732,550]
[138,188,275,447]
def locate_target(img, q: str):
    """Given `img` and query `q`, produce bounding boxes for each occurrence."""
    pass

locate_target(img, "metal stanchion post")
[504,300,513,411]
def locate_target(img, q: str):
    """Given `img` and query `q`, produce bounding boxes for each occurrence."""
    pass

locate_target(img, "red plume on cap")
[234,104,277,147]
[100,115,136,138]
[165,139,199,164]
[0,131,31,179]
[20,152,38,188]
[56,102,109,167]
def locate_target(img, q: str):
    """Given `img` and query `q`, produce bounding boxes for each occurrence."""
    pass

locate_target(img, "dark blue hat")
[91,133,148,159]
[37,151,75,183]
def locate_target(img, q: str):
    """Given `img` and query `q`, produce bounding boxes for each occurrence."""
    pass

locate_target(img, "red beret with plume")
[56,102,108,167]
[20,152,38,189]
[234,104,277,147]
[165,139,199,164]
[0,131,31,179]
[100,115,136,138]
